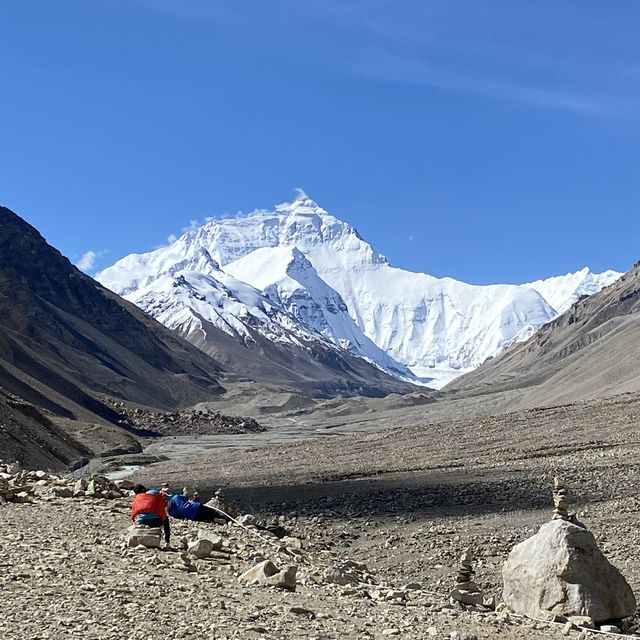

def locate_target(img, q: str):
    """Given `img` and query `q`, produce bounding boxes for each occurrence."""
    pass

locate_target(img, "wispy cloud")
[76,249,107,273]
[135,0,636,119]
[354,55,615,116]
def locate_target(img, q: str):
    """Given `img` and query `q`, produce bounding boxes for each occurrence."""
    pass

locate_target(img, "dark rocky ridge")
[0,206,226,409]
[0,389,91,469]
[0,206,230,466]
[107,400,266,436]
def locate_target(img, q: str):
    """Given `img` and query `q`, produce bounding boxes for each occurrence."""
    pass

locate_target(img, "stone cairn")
[449,548,485,606]
[206,488,239,519]
[552,476,569,520]
[552,476,585,528]
[502,475,634,622]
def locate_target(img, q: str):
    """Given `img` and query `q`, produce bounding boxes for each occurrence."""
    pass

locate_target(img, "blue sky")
[1,0,639,284]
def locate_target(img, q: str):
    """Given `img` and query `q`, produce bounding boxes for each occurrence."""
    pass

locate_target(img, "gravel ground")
[3,392,640,639]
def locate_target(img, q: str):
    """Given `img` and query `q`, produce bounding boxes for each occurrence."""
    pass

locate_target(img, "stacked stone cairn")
[552,476,569,520]
[449,548,485,606]
[206,488,239,519]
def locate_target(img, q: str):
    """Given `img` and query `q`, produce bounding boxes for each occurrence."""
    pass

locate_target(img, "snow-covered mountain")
[97,191,622,388]
[523,267,622,316]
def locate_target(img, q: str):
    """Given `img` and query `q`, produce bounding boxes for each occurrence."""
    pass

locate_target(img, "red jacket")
[131,492,166,520]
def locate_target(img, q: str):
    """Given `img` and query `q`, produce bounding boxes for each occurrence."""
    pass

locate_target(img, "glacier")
[97,191,622,389]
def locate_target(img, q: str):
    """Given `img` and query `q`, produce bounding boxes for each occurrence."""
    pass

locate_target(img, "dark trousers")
[194,504,232,523]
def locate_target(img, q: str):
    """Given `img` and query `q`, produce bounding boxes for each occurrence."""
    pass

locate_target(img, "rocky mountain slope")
[98,192,620,388]
[0,206,227,410]
[0,390,91,469]
[0,206,233,466]
[447,261,640,406]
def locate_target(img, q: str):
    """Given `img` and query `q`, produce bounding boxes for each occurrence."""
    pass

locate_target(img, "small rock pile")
[205,488,240,518]
[187,529,224,557]
[107,401,266,436]
[322,560,376,587]
[552,476,569,520]
[449,549,485,607]
[0,460,131,504]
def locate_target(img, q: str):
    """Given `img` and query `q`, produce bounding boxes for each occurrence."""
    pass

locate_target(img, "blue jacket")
[168,494,201,520]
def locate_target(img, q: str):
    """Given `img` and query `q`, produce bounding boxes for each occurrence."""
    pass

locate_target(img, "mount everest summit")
[97,192,621,389]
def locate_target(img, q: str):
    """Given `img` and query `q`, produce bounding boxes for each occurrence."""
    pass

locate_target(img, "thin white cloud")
[181,218,201,234]
[76,249,108,273]
[159,216,216,250]
[354,55,612,116]
[76,251,96,272]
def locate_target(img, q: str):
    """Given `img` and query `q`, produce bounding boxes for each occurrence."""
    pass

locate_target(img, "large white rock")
[503,519,636,622]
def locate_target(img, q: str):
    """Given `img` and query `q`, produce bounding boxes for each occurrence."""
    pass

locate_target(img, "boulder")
[239,559,297,591]
[187,539,214,559]
[503,519,636,622]
[197,530,223,550]
[269,565,297,591]
[125,525,162,549]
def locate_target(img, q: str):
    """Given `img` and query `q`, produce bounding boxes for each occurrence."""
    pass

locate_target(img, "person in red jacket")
[131,484,171,545]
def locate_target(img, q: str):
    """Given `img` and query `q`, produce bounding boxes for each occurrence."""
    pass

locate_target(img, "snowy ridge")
[97,191,622,388]
[125,266,342,352]
[523,267,622,315]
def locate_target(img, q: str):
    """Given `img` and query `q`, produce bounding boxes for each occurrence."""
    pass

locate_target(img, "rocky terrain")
[2,391,640,639]
[0,206,231,468]
[106,400,266,437]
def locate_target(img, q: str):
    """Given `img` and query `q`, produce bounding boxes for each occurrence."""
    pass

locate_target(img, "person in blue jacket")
[167,488,232,523]
[166,487,288,538]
